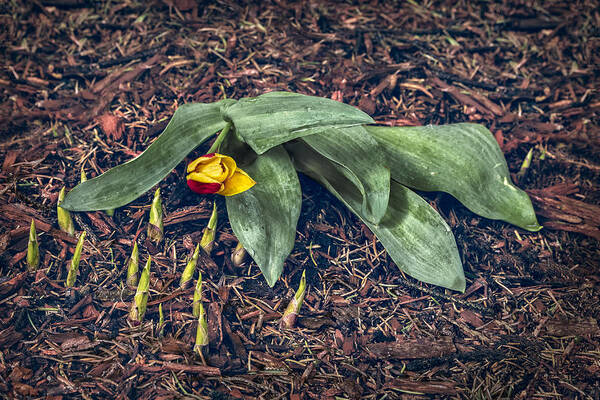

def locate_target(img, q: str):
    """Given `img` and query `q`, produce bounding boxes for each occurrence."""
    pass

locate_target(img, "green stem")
[207,122,232,154]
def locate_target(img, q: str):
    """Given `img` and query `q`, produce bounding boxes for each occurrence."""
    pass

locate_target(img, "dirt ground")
[1,1,599,399]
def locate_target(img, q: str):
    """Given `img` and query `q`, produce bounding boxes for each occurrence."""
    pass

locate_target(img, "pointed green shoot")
[200,201,217,254]
[27,219,40,271]
[231,242,247,267]
[57,187,75,236]
[158,303,165,337]
[192,272,203,318]
[180,243,200,289]
[147,188,163,243]
[194,301,209,354]
[126,242,139,289]
[129,256,151,322]
[66,231,86,287]
[281,270,307,328]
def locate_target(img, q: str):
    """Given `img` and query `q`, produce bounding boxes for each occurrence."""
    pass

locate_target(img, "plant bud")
[126,242,139,289]
[57,187,75,235]
[280,270,307,328]
[231,242,247,267]
[147,188,163,242]
[200,201,217,254]
[129,256,151,322]
[66,231,86,287]
[27,219,39,271]
[158,303,165,337]
[194,301,209,354]
[180,243,200,289]
[192,272,203,318]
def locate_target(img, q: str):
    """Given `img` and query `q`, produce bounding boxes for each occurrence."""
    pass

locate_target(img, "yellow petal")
[186,171,220,183]
[219,155,237,179]
[199,157,229,181]
[187,154,217,173]
[218,168,256,196]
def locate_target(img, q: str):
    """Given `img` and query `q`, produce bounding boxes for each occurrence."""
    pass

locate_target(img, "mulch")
[1,1,599,399]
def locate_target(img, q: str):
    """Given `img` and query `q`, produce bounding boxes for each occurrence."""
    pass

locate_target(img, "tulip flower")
[186,153,255,196]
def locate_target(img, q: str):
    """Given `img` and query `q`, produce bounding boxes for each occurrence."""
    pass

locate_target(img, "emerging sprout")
[66,231,86,287]
[192,272,208,355]
[80,167,87,183]
[180,243,200,289]
[192,272,203,318]
[280,270,307,328]
[200,201,218,254]
[57,187,75,236]
[231,241,247,267]
[147,188,163,243]
[27,219,39,271]
[158,303,165,337]
[194,301,209,355]
[126,242,139,289]
[129,256,151,322]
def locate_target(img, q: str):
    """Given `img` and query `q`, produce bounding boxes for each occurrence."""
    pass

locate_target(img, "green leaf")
[287,141,465,292]
[61,101,235,211]
[225,144,302,287]
[367,123,541,231]
[301,125,390,224]
[221,92,374,155]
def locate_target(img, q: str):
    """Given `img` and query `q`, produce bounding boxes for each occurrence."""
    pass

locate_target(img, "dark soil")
[1,1,599,399]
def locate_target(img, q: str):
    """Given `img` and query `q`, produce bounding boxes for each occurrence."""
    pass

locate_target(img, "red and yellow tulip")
[186,153,256,196]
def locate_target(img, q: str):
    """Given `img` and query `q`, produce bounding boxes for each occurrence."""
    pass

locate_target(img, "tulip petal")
[220,155,237,179]
[186,171,220,183]
[187,153,216,173]
[218,168,256,196]
[200,157,230,181]
[187,180,222,194]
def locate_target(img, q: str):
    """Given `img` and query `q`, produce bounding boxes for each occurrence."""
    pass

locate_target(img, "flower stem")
[207,122,232,154]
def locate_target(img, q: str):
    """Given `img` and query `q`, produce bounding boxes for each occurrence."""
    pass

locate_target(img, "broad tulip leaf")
[301,125,390,224]
[367,124,541,231]
[220,92,374,155]
[225,145,301,287]
[61,101,235,211]
[287,141,465,292]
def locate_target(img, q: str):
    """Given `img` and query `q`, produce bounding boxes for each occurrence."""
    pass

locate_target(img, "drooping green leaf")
[301,125,390,224]
[225,143,301,287]
[367,124,541,231]
[220,92,374,155]
[61,100,235,211]
[287,141,465,292]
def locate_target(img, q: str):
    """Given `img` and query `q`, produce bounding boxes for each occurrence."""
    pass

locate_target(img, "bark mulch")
[1,1,599,399]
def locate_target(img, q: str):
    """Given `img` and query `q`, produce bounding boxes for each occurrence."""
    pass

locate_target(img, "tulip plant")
[60,92,541,291]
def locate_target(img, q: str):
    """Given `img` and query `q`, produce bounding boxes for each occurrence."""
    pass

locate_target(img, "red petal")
[187,180,221,194]
[203,153,215,158]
